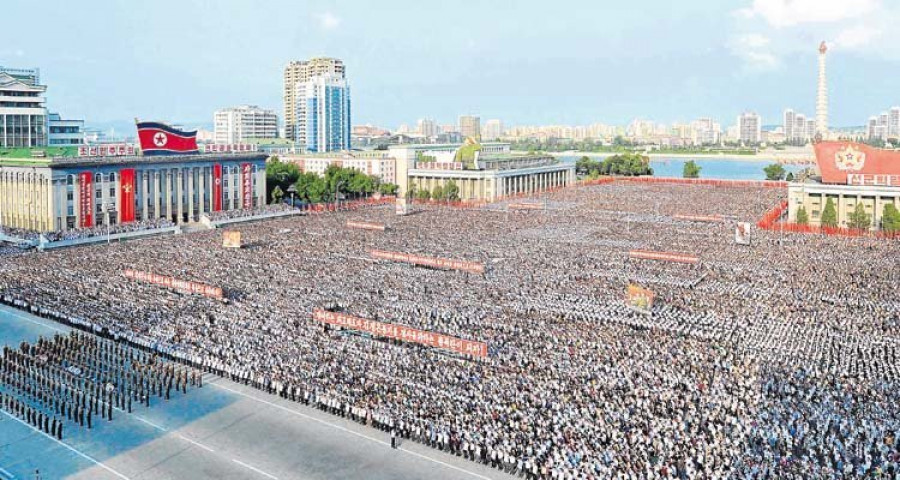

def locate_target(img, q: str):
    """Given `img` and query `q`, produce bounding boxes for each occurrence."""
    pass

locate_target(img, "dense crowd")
[1,218,175,244]
[1,181,899,479]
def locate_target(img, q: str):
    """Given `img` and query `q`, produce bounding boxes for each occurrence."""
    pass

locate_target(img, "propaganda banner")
[626,284,655,314]
[212,163,223,212]
[119,168,136,223]
[346,221,386,231]
[369,249,485,274]
[313,309,488,358]
[79,172,94,228]
[124,269,224,300]
[628,249,699,264]
[673,214,724,223]
[241,163,253,209]
[222,231,242,248]
[735,222,752,246]
[508,203,545,211]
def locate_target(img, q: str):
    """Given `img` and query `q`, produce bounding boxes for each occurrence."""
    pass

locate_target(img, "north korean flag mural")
[136,121,199,156]
[212,164,223,211]
[79,172,94,228]
[119,168,137,223]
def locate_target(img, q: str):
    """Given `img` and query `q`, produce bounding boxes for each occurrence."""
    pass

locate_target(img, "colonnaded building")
[389,142,575,201]
[0,153,266,232]
[788,141,900,229]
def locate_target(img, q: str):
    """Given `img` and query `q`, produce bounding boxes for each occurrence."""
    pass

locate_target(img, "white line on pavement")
[232,459,278,480]
[0,409,130,480]
[0,466,15,479]
[176,434,215,453]
[0,308,66,333]
[209,382,494,480]
[133,415,166,432]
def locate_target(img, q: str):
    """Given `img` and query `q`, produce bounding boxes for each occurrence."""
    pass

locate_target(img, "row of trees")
[575,153,653,177]
[266,158,398,205]
[762,163,796,181]
[406,181,461,201]
[795,200,900,232]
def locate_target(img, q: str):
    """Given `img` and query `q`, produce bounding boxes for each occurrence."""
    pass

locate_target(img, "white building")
[214,105,278,144]
[294,75,351,153]
[47,113,84,146]
[690,118,721,145]
[459,115,481,139]
[737,112,762,144]
[416,118,437,138]
[283,151,396,184]
[783,109,816,144]
[867,107,900,141]
[482,119,503,141]
[0,66,47,148]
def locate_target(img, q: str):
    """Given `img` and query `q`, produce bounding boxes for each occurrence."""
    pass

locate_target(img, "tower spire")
[816,41,829,139]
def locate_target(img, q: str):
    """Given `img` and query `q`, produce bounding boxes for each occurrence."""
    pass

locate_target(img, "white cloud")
[730,34,779,72]
[315,12,341,30]
[834,25,882,49]
[739,0,879,28]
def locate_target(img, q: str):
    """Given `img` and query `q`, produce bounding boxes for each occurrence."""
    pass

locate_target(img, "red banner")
[241,163,253,209]
[346,221,386,231]
[369,249,485,274]
[212,164,223,212]
[508,203,545,211]
[79,172,94,228]
[628,249,699,264]
[313,309,487,358]
[119,168,136,223]
[123,269,224,300]
[673,214,724,223]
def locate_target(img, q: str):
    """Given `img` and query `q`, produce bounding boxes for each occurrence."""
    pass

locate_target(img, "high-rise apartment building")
[690,118,721,145]
[283,58,345,142]
[458,115,481,140]
[866,107,900,141]
[0,66,47,148]
[416,118,437,138]
[737,112,761,144]
[295,74,351,153]
[482,119,503,140]
[783,109,816,144]
[214,105,278,144]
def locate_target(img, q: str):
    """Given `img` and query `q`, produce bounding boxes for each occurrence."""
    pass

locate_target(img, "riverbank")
[521,150,815,163]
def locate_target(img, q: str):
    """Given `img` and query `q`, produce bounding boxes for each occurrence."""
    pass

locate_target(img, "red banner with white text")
[79,172,94,228]
[241,163,253,209]
[313,309,488,358]
[119,168,136,223]
[124,269,224,300]
[628,249,699,264]
[369,249,485,274]
[212,164,223,211]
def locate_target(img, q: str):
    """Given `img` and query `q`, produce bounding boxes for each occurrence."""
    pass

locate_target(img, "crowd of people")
[1,181,899,478]
[0,330,202,440]
[0,218,176,244]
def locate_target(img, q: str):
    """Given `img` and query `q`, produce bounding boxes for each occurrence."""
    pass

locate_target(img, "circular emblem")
[153,132,168,147]
[834,145,866,171]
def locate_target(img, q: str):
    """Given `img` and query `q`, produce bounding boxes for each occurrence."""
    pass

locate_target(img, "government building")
[389,142,575,202]
[788,141,900,229]
[0,153,266,232]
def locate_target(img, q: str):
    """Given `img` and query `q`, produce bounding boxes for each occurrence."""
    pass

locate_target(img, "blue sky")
[3,0,899,130]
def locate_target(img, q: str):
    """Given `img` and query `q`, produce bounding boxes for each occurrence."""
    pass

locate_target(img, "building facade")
[788,142,900,230]
[0,153,266,232]
[737,112,761,144]
[282,151,396,184]
[48,113,84,146]
[295,75,351,153]
[0,67,47,148]
[482,119,503,141]
[866,107,900,141]
[459,115,481,140]
[783,109,816,144]
[283,58,345,142]
[214,105,278,144]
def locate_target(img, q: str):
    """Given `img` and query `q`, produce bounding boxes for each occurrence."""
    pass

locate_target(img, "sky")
[3,0,900,131]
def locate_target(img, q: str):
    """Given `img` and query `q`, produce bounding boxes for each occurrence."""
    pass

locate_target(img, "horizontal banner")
[313,309,487,358]
[346,221,386,231]
[124,269,224,300]
[673,214,724,223]
[628,249,699,264]
[508,203,545,211]
[369,249,485,274]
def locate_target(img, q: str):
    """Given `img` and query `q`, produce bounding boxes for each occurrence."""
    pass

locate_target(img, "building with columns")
[788,142,900,230]
[389,143,574,202]
[0,153,266,233]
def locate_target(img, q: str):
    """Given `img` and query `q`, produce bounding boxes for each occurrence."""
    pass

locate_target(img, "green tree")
[763,163,786,181]
[432,185,445,201]
[882,204,900,233]
[270,185,284,204]
[406,183,417,200]
[785,172,794,181]
[575,156,600,175]
[379,183,398,196]
[821,197,838,228]
[847,202,871,230]
[683,160,701,179]
[266,159,300,203]
[796,206,809,225]
[416,188,431,201]
[444,180,460,201]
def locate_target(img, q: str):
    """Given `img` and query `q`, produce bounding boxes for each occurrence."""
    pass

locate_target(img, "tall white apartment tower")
[816,41,828,138]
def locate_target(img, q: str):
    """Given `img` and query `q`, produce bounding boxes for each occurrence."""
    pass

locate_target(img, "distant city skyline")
[5,0,900,130]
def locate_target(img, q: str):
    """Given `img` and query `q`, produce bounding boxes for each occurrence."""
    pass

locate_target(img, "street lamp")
[101,203,111,244]
[287,184,297,207]
[334,179,346,211]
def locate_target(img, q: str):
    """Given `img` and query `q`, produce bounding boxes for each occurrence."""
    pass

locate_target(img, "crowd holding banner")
[313,309,488,358]
[123,269,224,300]
[628,249,700,264]
[346,221,386,231]
[368,249,485,274]
[2,180,900,479]
[672,214,724,223]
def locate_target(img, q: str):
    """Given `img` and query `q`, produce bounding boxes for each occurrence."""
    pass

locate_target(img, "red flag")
[213,164,223,211]
[136,121,199,156]
[119,168,136,223]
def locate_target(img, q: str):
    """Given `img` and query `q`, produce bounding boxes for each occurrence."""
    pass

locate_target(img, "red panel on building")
[79,172,94,228]
[241,163,253,209]
[814,142,900,184]
[119,168,136,223]
[212,164,223,211]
